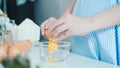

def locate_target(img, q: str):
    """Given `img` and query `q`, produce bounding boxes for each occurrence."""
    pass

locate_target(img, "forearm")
[90,4,120,32]
[60,0,76,18]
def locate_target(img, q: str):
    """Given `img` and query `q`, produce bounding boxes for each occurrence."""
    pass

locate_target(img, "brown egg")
[9,40,17,47]
[20,40,32,47]
[0,45,7,52]
[20,40,32,50]
[2,41,16,49]
[15,43,25,54]
[19,42,27,52]
[7,39,32,59]
[8,46,21,59]
[26,40,32,46]
[0,45,7,61]
[2,42,9,49]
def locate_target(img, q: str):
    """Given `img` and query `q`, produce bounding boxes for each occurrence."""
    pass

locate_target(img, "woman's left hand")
[46,13,94,41]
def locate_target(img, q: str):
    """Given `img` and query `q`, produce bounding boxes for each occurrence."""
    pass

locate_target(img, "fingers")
[53,24,68,38]
[41,16,70,41]
[54,30,71,41]
[45,17,57,35]
[45,17,57,30]
[47,18,65,35]
[40,17,57,36]
[40,20,49,35]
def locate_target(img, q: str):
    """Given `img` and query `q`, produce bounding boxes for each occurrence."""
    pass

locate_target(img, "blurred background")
[0,0,72,41]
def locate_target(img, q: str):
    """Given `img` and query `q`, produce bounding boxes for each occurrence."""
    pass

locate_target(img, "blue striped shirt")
[72,0,120,65]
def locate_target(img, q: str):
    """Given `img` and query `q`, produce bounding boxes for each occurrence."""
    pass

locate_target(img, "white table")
[1,44,120,68]
[27,45,120,68]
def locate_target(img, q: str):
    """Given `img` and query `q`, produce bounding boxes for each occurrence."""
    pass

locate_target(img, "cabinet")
[7,0,35,25]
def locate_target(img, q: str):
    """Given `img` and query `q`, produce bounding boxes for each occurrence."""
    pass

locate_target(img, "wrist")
[86,17,96,33]
[60,13,71,19]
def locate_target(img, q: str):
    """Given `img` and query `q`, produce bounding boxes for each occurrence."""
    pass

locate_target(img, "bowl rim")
[40,41,71,46]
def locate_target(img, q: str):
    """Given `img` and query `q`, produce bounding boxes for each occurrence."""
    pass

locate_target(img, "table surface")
[1,43,120,68]
[28,44,120,68]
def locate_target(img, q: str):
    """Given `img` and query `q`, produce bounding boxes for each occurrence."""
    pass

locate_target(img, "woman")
[41,0,120,65]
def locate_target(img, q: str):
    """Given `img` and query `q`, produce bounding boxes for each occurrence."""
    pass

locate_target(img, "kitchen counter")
[1,43,120,68]
[27,44,120,68]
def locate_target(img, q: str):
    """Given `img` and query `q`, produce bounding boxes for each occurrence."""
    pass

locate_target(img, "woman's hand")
[41,4,120,41]
[40,17,57,38]
[44,14,94,41]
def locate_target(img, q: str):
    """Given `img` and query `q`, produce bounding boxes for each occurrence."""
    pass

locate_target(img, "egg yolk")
[48,39,58,52]
[46,33,58,52]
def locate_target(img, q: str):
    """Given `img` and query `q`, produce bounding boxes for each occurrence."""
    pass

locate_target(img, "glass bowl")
[40,41,71,62]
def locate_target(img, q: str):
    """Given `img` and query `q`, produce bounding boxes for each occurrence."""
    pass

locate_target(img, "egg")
[0,45,7,61]
[46,32,58,52]
[8,46,21,59]
[2,42,9,49]
[10,41,17,47]
[14,43,23,54]
[19,40,32,51]
[19,41,26,50]
[0,39,32,59]
[48,39,58,52]
[20,40,32,47]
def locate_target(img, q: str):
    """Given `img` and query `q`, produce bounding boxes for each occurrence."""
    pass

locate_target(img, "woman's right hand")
[40,17,57,38]
[41,14,94,41]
